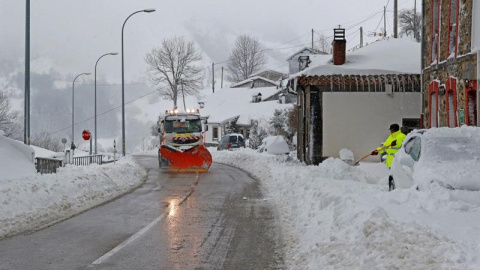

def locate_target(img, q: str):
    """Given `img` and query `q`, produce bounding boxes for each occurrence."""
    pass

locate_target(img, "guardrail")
[36,157,63,174]
[73,155,103,166]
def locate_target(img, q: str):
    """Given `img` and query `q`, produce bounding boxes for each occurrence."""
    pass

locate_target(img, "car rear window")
[229,136,238,143]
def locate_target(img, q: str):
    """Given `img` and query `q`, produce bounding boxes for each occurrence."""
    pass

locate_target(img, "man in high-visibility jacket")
[371,123,406,191]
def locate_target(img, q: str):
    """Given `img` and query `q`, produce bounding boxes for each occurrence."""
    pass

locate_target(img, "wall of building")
[422,0,477,127]
[322,92,422,160]
[204,123,221,146]
[422,54,477,127]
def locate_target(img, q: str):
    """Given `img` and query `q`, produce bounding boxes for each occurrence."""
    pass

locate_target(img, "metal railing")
[73,155,103,166]
[36,157,63,174]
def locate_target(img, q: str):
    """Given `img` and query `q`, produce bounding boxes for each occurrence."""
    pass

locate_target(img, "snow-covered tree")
[31,131,62,152]
[227,35,267,83]
[248,120,268,149]
[145,36,204,109]
[269,108,296,140]
[316,34,331,54]
[0,91,22,139]
[399,9,422,42]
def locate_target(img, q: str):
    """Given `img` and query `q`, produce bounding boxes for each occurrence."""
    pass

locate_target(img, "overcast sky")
[1,0,420,83]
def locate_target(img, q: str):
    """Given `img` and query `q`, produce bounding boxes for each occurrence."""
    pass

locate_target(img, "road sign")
[82,130,91,141]
[61,138,67,144]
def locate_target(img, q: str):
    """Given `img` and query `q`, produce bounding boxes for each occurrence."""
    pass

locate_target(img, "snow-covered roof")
[286,47,323,61]
[249,69,286,78]
[294,38,421,77]
[230,76,279,88]
[199,87,292,125]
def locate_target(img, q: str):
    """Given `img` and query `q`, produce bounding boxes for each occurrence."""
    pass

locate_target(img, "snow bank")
[260,136,290,155]
[0,156,146,240]
[0,134,35,181]
[212,149,479,270]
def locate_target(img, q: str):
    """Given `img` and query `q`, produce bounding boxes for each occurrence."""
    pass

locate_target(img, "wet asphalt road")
[0,156,284,270]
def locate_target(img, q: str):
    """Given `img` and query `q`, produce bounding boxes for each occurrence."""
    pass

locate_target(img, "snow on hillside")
[212,149,480,270]
[0,156,146,240]
[0,133,36,181]
[199,87,293,125]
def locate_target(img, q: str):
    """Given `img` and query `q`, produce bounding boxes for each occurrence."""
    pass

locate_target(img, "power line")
[48,87,165,136]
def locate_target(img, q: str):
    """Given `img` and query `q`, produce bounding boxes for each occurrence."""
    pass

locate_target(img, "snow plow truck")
[157,109,212,172]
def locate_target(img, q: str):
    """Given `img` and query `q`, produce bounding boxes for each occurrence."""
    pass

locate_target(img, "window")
[409,137,422,162]
[448,0,459,57]
[404,137,416,154]
[429,81,439,127]
[466,81,478,126]
[431,0,440,62]
[446,78,458,127]
[213,127,218,140]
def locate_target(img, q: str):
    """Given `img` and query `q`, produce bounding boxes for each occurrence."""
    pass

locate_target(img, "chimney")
[333,27,346,65]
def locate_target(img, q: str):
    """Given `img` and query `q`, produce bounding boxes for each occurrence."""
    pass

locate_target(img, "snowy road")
[0,156,284,270]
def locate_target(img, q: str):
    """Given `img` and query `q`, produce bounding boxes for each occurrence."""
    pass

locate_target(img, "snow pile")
[0,156,146,240]
[260,136,290,155]
[0,134,36,180]
[339,148,354,163]
[212,149,480,270]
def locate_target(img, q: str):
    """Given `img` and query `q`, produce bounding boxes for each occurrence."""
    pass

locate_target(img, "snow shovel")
[352,143,393,166]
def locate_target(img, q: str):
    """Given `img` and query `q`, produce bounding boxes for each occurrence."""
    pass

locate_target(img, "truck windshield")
[164,118,202,133]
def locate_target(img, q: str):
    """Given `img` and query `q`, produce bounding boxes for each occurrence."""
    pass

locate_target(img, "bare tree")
[0,91,22,139]
[31,131,63,152]
[316,34,331,53]
[227,35,267,83]
[145,36,204,109]
[399,9,422,42]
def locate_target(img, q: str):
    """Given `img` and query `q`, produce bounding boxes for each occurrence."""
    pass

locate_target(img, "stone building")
[422,0,479,127]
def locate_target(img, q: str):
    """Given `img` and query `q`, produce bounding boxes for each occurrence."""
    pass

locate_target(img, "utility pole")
[394,0,398,38]
[221,67,224,88]
[360,27,363,48]
[24,0,30,145]
[212,62,215,93]
[311,29,314,50]
[384,6,387,37]
[414,0,417,40]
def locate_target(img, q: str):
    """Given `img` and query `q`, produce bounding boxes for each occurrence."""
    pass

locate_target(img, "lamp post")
[72,73,91,149]
[121,8,156,156]
[95,52,117,154]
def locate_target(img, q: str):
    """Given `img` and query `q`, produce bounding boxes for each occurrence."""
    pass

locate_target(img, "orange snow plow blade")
[160,145,212,172]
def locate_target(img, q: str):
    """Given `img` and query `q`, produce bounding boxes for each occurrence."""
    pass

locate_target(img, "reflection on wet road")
[0,155,284,270]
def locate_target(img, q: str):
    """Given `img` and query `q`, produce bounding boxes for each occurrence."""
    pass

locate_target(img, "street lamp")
[95,52,118,154]
[121,8,156,156]
[72,72,91,150]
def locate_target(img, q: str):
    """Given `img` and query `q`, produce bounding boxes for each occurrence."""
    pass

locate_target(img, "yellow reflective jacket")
[377,130,406,168]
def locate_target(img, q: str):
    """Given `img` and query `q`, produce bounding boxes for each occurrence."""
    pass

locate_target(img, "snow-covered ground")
[0,156,146,240]
[212,149,480,270]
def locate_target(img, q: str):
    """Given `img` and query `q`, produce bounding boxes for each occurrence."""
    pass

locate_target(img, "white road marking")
[89,172,201,266]
[90,212,167,265]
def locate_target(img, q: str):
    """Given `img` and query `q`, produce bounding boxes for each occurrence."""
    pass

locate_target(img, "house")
[422,0,479,128]
[289,29,422,165]
[198,87,294,146]
[230,76,279,88]
[286,47,325,74]
[249,69,288,82]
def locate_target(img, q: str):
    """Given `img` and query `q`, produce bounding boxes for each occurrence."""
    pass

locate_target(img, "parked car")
[390,126,480,191]
[217,134,245,151]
